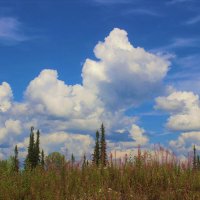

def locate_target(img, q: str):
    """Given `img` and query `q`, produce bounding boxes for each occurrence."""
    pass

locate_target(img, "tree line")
[7,124,200,172]
[11,123,108,171]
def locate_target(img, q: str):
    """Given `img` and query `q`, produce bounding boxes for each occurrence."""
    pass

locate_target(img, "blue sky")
[0,0,200,160]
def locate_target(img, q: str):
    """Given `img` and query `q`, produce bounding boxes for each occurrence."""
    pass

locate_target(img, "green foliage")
[92,123,107,167]
[82,154,87,169]
[25,127,41,169]
[2,125,200,199]
[34,130,40,166]
[71,153,75,166]
[14,145,19,172]
[100,123,107,166]
[45,152,65,170]
[41,149,45,168]
[24,127,35,169]
[193,145,197,169]
[1,151,200,199]
[92,130,100,166]
[0,157,14,173]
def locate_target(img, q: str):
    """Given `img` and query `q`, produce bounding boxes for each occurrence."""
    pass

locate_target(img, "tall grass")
[0,146,200,200]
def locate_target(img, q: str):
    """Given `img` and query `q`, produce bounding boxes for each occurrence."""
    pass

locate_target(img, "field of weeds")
[0,146,200,200]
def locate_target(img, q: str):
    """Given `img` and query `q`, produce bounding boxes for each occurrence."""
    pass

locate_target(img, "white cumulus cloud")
[0,28,171,158]
[169,131,200,156]
[155,90,200,131]
[25,69,101,118]
[0,119,22,142]
[82,28,170,110]
[0,82,13,112]
[129,124,149,145]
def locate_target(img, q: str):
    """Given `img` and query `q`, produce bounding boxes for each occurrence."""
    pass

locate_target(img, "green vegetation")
[100,123,107,167]
[1,124,200,199]
[92,130,100,166]
[24,127,42,169]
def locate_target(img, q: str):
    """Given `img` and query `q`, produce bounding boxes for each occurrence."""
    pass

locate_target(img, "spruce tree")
[92,130,100,166]
[34,130,40,167]
[193,145,197,170]
[41,149,45,169]
[197,155,200,169]
[25,127,35,169]
[82,154,87,169]
[25,127,41,169]
[71,153,75,166]
[100,123,107,166]
[14,145,19,172]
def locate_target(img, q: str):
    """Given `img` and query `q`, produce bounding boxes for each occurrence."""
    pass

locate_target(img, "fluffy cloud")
[25,69,101,118]
[25,28,170,117]
[0,82,13,112]
[129,124,149,145]
[83,28,170,110]
[0,28,171,158]
[41,132,93,156]
[169,131,200,156]
[23,28,170,133]
[155,90,200,131]
[0,119,22,142]
[107,124,149,159]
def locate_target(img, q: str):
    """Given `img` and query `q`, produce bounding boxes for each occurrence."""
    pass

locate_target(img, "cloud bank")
[0,28,171,159]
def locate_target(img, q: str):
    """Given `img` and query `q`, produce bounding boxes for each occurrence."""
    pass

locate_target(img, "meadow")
[0,145,200,200]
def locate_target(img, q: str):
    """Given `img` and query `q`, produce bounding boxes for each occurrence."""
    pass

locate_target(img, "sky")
[0,0,200,160]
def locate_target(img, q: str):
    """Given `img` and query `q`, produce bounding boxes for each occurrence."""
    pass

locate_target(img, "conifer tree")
[92,130,100,166]
[193,145,197,170]
[100,123,107,166]
[25,127,41,169]
[82,154,87,169]
[25,127,35,169]
[14,145,19,172]
[71,153,75,166]
[197,155,200,170]
[41,149,45,168]
[34,130,40,166]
